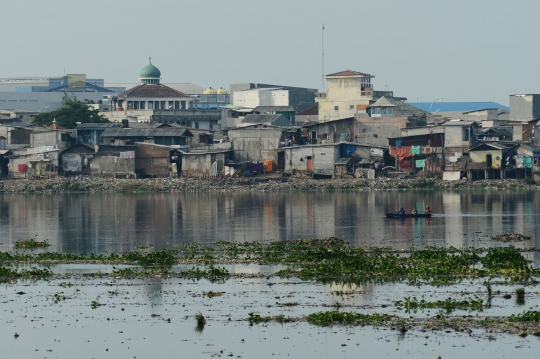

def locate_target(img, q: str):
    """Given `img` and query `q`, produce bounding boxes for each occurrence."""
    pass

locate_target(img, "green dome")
[139,60,161,79]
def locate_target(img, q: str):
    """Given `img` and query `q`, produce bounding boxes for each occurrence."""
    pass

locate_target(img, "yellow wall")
[470,150,503,168]
[318,78,371,121]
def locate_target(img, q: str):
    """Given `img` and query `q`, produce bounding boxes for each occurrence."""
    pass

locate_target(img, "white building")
[108,59,196,122]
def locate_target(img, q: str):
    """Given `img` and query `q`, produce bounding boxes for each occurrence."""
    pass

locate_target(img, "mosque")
[113,58,195,111]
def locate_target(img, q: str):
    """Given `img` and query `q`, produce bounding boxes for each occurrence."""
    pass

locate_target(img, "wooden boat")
[385,213,432,218]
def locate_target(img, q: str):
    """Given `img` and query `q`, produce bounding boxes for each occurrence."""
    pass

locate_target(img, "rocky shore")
[0,175,537,194]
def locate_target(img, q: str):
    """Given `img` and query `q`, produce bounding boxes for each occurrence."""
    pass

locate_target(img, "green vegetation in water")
[395,295,485,313]
[108,289,120,296]
[509,310,540,322]
[109,265,230,279]
[0,240,538,284]
[14,238,50,249]
[122,248,176,265]
[0,266,52,280]
[515,288,525,306]
[248,312,293,326]
[195,312,206,332]
[91,301,101,309]
[53,293,67,304]
[306,310,391,326]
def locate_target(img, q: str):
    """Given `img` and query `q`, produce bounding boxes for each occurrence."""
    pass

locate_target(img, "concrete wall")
[355,116,410,146]
[230,83,317,106]
[513,122,535,142]
[233,89,289,108]
[443,171,461,181]
[103,110,154,123]
[284,145,339,175]
[318,78,371,121]
[181,152,227,176]
[31,131,66,149]
[229,127,284,163]
[444,126,469,148]
[510,95,540,121]
[63,153,93,172]
[304,118,354,144]
[90,156,135,176]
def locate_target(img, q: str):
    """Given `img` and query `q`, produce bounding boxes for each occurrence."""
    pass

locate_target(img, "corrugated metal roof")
[335,157,352,165]
[469,142,513,151]
[101,128,192,137]
[241,114,283,124]
[409,102,509,112]
[77,123,119,129]
[253,106,295,113]
[369,97,398,107]
[326,70,373,77]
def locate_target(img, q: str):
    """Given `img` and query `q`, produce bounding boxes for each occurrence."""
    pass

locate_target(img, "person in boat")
[424,206,432,214]
[396,207,405,215]
[411,207,418,215]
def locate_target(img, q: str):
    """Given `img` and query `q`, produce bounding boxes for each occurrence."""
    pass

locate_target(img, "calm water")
[2,190,540,359]
[1,189,540,253]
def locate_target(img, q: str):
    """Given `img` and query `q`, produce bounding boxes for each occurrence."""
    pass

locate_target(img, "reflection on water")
[0,190,539,253]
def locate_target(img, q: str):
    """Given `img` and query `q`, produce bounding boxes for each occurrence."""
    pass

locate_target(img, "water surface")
[1,189,539,253]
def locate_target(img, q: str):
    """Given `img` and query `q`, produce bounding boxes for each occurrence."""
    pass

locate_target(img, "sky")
[2,0,539,105]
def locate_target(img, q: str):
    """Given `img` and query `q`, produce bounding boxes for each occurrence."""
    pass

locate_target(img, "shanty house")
[89,145,136,178]
[283,144,340,177]
[388,126,445,175]
[99,127,194,146]
[135,142,183,177]
[61,143,96,174]
[468,142,517,180]
[8,146,60,179]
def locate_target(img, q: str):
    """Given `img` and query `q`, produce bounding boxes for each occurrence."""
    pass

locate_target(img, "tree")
[32,93,109,129]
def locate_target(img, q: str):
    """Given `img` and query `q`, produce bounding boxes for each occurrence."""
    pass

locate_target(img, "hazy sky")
[2,0,539,104]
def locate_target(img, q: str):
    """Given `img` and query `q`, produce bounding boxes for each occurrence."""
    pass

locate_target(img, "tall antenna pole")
[322,22,325,91]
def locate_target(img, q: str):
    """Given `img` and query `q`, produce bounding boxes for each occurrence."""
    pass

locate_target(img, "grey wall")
[510,95,540,121]
[90,156,135,175]
[229,127,283,162]
[0,92,110,112]
[230,83,317,107]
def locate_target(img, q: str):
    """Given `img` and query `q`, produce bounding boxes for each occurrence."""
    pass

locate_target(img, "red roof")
[326,70,373,77]
[47,123,65,130]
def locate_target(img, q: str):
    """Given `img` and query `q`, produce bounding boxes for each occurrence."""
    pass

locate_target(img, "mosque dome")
[139,58,161,83]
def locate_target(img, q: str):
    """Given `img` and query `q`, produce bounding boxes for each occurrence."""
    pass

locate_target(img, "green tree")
[32,93,109,129]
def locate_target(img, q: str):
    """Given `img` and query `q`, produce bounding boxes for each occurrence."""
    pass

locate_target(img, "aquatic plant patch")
[395,296,485,313]
[14,239,50,249]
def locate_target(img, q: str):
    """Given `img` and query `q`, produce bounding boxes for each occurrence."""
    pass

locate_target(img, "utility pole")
[322,22,325,91]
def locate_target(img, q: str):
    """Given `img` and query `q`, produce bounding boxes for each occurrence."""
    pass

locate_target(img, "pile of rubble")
[0,176,537,194]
